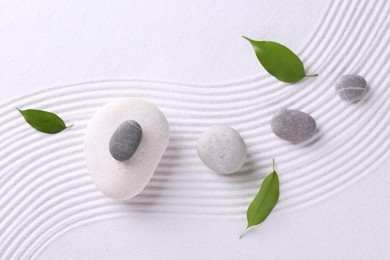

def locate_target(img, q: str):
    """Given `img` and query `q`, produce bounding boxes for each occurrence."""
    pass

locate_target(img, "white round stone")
[84,98,169,200]
[197,125,247,174]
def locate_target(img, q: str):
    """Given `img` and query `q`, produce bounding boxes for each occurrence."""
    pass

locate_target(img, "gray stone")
[271,108,316,144]
[109,120,142,161]
[197,125,247,174]
[335,74,367,102]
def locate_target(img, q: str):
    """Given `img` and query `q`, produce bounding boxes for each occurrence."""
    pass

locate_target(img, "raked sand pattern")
[0,0,389,258]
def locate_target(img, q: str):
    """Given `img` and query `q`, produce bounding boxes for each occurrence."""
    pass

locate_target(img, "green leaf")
[240,159,279,238]
[243,37,317,83]
[18,108,72,134]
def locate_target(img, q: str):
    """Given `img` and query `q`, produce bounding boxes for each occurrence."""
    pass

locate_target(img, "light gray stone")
[271,108,316,144]
[109,120,142,161]
[197,125,247,174]
[335,74,367,102]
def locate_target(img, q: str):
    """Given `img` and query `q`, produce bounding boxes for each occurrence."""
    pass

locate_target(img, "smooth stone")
[109,120,142,161]
[271,108,316,144]
[197,125,247,175]
[84,98,169,200]
[335,74,367,102]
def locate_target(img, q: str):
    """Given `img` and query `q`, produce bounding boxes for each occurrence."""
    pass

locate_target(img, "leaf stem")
[305,74,318,77]
[66,124,74,128]
[239,228,248,239]
[272,158,275,171]
[242,36,254,42]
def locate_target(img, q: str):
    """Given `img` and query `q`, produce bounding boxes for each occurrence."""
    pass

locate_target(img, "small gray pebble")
[271,108,316,144]
[109,120,142,161]
[197,125,247,174]
[335,74,367,102]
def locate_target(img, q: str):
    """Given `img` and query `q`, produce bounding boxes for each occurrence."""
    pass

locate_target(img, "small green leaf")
[240,159,279,238]
[243,37,317,83]
[18,108,72,134]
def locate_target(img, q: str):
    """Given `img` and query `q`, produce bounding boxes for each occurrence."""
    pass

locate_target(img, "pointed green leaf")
[241,160,279,238]
[18,108,72,134]
[243,37,317,83]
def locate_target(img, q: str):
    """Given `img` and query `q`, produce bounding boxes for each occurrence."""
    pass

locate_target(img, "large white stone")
[197,125,247,174]
[84,98,169,200]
